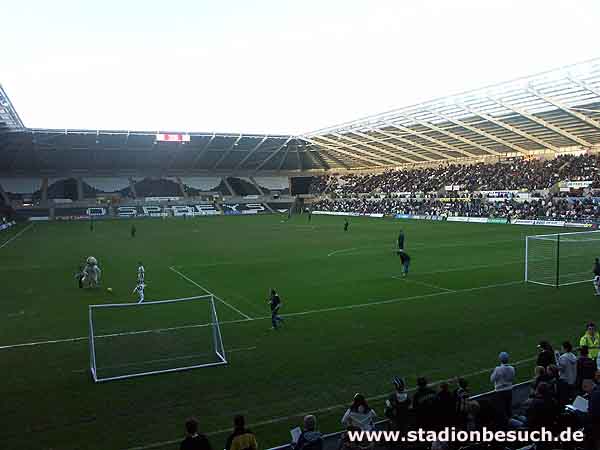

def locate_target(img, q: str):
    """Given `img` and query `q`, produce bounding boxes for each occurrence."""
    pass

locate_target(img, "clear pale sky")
[2,0,599,135]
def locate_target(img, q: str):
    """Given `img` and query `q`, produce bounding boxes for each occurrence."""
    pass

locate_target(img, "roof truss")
[301,58,600,168]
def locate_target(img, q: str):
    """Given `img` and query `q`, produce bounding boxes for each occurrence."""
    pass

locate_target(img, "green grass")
[0,215,596,450]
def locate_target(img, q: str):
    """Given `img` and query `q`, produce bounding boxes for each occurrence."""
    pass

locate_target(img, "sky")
[2,0,600,135]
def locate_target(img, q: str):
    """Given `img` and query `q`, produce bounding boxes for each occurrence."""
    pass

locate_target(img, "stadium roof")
[0,84,25,133]
[2,58,600,175]
[0,130,313,176]
[301,57,600,169]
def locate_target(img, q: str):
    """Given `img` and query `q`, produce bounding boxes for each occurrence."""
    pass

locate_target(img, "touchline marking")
[169,266,253,320]
[0,223,34,249]
[0,280,524,351]
[391,276,455,292]
[124,355,537,450]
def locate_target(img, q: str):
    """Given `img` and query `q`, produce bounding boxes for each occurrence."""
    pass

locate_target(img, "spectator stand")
[266,382,533,450]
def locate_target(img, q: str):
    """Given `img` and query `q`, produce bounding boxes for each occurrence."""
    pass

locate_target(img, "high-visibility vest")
[580,332,600,359]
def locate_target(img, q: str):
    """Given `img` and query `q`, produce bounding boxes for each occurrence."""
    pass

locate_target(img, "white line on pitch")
[327,247,358,257]
[0,223,34,250]
[328,236,523,258]
[124,355,537,450]
[0,279,523,350]
[169,266,253,320]
[391,276,455,292]
[277,280,521,319]
[0,335,88,350]
[71,346,257,374]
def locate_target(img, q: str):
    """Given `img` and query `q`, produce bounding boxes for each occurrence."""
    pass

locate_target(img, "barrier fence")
[266,381,533,450]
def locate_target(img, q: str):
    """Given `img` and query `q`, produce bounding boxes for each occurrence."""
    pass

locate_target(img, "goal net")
[525,230,600,287]
[88,295,227,382]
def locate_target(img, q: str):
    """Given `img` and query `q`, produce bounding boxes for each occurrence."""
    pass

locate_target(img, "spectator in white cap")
[490,351,515,422]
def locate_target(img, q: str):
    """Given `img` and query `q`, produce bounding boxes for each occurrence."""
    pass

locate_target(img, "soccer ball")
[107,287,113,293]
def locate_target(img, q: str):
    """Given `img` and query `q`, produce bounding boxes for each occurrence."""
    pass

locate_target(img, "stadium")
[2,4,600,450]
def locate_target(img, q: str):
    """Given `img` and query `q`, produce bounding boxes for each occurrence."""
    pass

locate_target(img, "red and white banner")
[155,133,191,143]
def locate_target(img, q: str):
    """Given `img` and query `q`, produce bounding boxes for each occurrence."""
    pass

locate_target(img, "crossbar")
[89,294,212,309]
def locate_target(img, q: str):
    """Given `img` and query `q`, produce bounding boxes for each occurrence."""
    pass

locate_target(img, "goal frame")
[88,295,227,383]
[525,229,600,288]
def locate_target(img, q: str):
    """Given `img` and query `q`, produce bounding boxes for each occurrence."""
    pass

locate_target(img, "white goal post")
[88,295,227,383]
[525,230,600,287]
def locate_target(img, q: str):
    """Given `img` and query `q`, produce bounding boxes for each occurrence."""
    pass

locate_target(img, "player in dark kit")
[308,209,312,223]
[268,289,284,329]
[131,224,136,238]
[74,265,85,288]
[398,230,405,251]
[593,257,600,296]
[344,219,349,232]
[398,250,411,277]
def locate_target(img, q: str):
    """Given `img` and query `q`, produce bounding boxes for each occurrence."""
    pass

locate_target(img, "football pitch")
[0,214,595,450]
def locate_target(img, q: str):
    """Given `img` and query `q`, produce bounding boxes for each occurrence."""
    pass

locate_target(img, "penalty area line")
[124,355,537,450]
[391,276,455,292]
[278,280,521,320]
[327,247,358,257]
[0,223,34,250]
[169,266,253,320]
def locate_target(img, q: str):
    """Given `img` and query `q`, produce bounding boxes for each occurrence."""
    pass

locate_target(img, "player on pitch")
[398,250,411,277]
[137,261,145,283]
[398,229,405,251]
[268,289,284,330]
[133,281,146,304]
[593,257,600,296]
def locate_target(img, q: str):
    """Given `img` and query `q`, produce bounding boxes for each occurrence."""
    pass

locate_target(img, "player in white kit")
[137,262,145,283]
[133,282,146,304]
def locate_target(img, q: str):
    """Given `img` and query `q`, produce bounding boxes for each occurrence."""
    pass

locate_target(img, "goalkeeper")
[268,289,284,329]
[593,258,600,296]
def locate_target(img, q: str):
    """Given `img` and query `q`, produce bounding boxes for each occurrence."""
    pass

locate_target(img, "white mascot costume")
[83,256,102,288]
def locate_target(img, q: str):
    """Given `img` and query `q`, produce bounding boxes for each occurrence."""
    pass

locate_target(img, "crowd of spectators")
[310,154,600,196]
[311,196,600,222]
[179,323,600,450]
